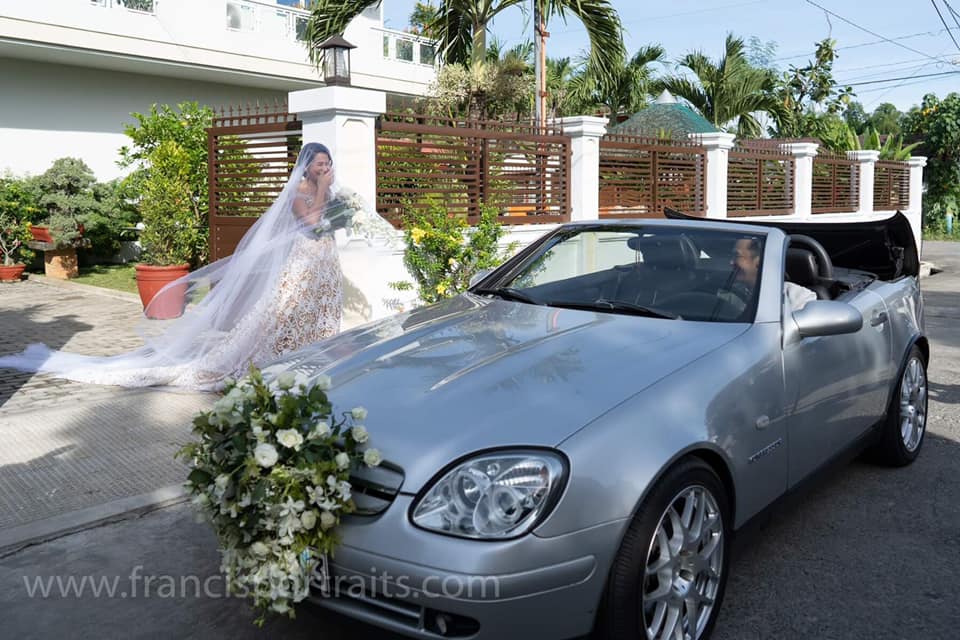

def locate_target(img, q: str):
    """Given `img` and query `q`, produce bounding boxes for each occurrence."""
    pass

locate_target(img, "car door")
[783,289,892,487]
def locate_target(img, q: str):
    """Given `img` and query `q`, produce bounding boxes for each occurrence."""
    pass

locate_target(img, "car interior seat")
[785,247,831,300]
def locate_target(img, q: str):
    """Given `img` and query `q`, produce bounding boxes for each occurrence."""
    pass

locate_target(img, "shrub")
[138,141,202,266]
[391,199,515,304]
[119,102,213,265]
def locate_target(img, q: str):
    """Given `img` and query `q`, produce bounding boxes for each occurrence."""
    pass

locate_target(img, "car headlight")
[411,450,567,540]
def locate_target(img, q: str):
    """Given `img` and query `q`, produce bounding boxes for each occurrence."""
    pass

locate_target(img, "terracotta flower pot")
[135,263,190,319]
[0,263,26,282]
[29,225,54,244]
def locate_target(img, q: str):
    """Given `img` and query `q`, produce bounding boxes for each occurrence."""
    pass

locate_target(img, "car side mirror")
[792,300,863,338]
[468,268,494,289]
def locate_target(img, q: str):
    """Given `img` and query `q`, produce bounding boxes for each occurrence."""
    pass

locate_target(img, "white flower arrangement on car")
[177,365,381,624]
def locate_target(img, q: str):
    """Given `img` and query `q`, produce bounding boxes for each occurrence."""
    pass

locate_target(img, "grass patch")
[922,232,960,241]
[74,264,139,294]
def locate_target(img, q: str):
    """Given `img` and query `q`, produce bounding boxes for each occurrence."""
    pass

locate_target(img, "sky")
[381,0,960,113]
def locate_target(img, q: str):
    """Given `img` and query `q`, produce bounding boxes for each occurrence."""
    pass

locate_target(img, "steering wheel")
[788,234,833,280]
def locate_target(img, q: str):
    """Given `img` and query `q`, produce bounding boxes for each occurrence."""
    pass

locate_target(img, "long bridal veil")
[0,142,395,391]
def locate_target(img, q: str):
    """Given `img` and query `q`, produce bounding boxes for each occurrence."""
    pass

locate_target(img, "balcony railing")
[225,0,310,42]
[90,0,156,13]
[376,27,438,67]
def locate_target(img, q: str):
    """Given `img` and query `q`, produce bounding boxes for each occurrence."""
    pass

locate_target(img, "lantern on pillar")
[319,35,356,86]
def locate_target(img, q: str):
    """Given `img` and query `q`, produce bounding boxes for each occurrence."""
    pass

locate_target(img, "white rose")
[319,511,337,530]
[251,541,270,557]
[214,473,230,490]
[276,372,297,390]
[335,452,350,469]
[254,443,279,468]
[300,510,318,530]
[276,429,304,450]
[309,421,330,439]
[351,407,368,421]
[363,448,382,467]
[351,426,369,444]
[271,600,290,614]
[314,374,332,390]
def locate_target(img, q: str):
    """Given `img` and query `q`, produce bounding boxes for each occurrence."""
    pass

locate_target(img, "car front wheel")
[595,457,730,640]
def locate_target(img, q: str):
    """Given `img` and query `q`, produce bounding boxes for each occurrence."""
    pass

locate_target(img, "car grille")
[348,461,404,516]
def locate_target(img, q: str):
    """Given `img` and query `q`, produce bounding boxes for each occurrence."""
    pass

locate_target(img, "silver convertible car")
[263,213,927,640]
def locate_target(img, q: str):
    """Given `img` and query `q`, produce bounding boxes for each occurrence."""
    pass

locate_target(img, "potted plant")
[0,214,34,282]
[34,158,99,279]
[135,140,201,319]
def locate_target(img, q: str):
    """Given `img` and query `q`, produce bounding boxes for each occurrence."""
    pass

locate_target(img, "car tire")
[594,457,731,640]
[870,345,928,467]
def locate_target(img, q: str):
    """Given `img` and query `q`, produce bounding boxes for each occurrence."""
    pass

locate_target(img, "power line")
[944,0,960,31]
[931,0,960,52]
[773,28,959,62]
[803,0,955,63]
[840,69,960,86]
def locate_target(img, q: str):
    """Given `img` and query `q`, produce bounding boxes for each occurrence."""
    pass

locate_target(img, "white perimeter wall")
[0,58,287,180]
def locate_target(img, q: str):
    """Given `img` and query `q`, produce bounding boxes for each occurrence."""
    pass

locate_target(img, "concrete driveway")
[1,243,958,639]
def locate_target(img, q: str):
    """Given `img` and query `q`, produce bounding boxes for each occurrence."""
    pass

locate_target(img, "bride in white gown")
[0,142,395,391]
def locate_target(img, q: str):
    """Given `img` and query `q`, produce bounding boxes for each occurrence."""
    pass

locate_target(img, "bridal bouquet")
[177,365,381,624]
[315,187,399,246]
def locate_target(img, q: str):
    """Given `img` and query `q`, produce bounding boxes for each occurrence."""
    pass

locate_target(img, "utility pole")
[533,0,547,131]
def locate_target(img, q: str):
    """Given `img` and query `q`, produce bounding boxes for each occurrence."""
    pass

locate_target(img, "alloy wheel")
[641,485,724,640]
[900,356,927,452]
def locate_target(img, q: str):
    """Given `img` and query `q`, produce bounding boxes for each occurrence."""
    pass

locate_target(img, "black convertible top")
[664,209,919,281]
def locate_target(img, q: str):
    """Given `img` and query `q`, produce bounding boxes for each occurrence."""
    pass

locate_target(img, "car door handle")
[871,311,888,326]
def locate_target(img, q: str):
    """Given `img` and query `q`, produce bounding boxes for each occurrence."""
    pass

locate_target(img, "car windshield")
[486,226,765,322]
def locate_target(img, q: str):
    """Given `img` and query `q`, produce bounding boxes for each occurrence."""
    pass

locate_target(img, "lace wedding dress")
[0,143,393,391]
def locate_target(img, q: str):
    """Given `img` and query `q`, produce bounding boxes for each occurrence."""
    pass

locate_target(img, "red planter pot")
[0,263,26,282]
[29,225,54,244]
[135,263,190,319]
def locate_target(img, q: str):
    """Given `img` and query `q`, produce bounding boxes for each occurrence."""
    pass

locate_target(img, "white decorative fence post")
[847,150,880,215]
[288,86,410,329]
[288,85,387,208]
[781,142,818,219]
[559,116,608,222]
[696,132,736,219]
[906,155,927,254]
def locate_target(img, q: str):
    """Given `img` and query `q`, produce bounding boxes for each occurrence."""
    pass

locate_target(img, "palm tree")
[304,0,624,120]
[568,44,665,119]
[661,34,780,138]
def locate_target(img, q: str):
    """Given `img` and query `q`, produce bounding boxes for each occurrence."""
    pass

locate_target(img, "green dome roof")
[610,90,720,136]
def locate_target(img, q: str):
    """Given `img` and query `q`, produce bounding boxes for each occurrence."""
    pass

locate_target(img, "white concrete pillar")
[696,132,736,219]
[780,142,818,219]
[288,85,387,210]
[847,150,880,215]
[906,155,927,255]
[558,116,608,222]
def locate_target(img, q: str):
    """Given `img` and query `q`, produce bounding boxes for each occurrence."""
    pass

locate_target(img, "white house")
[0,0,438,179]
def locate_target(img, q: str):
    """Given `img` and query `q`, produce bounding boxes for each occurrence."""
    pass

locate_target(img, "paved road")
[1,243,958,639]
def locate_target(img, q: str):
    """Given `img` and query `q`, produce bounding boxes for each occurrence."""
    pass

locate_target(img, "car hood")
[263,295,748,491]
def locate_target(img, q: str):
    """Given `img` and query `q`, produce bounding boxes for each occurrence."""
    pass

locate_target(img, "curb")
[0,484,189,556]
[25,273,141,303]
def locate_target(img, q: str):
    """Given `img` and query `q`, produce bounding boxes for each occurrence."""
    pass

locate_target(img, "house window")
[396,39,414,62]
[226,1,256,31]
[419,43,436,66]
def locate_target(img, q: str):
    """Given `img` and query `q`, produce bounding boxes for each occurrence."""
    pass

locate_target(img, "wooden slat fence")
[812,151,859,214]
[873,160,910,211]
[598,132,706,218]
[727,143,794,216]
[207,105,302,261]
[376,113,570,226]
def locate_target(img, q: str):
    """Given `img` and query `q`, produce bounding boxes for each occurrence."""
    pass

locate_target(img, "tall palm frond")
[303,0,380,69]
[542,0,625,88]
[662,34,779,137]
